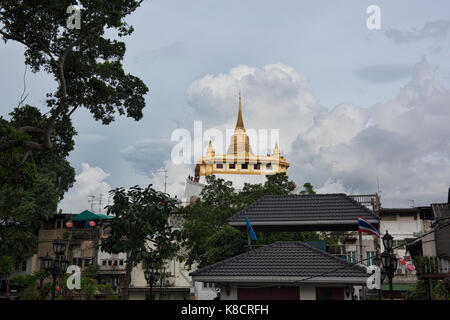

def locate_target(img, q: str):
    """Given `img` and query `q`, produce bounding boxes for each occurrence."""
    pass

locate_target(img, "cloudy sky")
[1,0,450,212]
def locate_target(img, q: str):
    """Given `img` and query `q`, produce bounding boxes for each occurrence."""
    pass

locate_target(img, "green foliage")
[404,280,450,300]
[0,255,14,275]
[181,173,323,268]
[10,270,50,300]
[1,0,147,265]
[0,0,149,126]
[0,106,75,262]
[100,185,180,299]
[80,277,97,300]
[300,182,316,195]
[97,283,118,300]
[432,281,450,300]
[201,225,247,267]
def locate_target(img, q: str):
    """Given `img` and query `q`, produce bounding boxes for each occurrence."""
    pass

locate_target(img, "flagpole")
[359,231,367,300]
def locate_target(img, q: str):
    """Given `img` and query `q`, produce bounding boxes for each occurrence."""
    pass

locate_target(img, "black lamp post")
[41,238,69,300]
[380,231,398,300]
[144,257,160,300]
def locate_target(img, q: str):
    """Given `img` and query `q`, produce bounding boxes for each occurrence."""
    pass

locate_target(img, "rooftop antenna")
[376,176,381,195]
[88,195,96,211]
[98,193,103,213]
[409,200,415,208]
[158,169,168,193]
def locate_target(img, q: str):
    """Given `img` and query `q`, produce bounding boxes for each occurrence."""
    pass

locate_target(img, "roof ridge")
[190,244,271,276]
[190,241,368,277]
[295,241,367,273]
[228,194,270,222]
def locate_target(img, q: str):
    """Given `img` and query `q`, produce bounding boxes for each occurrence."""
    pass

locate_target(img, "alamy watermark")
[170,121,281,165]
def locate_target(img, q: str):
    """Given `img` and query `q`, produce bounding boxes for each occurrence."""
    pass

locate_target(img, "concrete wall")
[218,284,353,300]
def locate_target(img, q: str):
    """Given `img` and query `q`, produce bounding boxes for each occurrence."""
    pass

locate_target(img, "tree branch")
[122,0,145,16]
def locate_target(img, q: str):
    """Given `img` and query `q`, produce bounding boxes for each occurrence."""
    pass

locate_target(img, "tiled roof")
[190,241,368,280]
[228,194,379,225]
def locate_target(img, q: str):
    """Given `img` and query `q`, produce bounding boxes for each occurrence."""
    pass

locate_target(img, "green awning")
[381,283,416,291]
[72,210,102,221]
[96,214,113,220]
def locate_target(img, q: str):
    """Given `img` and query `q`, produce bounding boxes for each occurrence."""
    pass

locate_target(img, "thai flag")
[358,216,380,238]
[246,215,258,241]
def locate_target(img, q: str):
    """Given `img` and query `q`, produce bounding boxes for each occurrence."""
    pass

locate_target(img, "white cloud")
[122,59,449,208]
[289,58,450,207]
[186,63,324,154]
[147,160,192,200]
[60,163,112,214]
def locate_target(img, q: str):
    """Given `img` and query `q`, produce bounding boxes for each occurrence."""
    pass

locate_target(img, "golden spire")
[273,141,280,156]
[206,139,215,158]
[235,91,245,130]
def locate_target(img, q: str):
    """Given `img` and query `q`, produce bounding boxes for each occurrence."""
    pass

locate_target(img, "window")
[55,220,63,229]
[102,260,107,266]
[241,163,248,170]
[347,251,357,263]
[216,163,223,169]
[254,163,261,170]
[84,259,92,267]
[119,260,124,266]
[382,214,397,221]
[229,164,236,169]
[15,261,27,272]
[266,163,272,169]
[108,260,112,266]
[366,251,376,266]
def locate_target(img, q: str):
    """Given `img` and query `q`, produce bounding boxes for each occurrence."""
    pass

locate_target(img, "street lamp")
[380,231,398,300]
[144,257,160,300]
[41,238,69,300]
[382,231,394,253]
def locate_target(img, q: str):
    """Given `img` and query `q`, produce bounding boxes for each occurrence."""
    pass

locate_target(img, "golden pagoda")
[194,94,289,178]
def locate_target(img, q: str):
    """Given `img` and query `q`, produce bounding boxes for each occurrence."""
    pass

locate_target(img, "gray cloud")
[288,58,450,207]
[357,64,412,83]
[121,139,174,177]
[385,20,450,44]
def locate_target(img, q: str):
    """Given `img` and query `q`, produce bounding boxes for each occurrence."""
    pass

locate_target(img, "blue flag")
[245,215,258,241]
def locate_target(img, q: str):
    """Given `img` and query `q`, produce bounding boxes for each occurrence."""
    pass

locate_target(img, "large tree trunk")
[121,256,133,300]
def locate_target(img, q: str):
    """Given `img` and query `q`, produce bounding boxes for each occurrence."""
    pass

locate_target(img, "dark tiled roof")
[190,241,368,279]
[228,194,379,224]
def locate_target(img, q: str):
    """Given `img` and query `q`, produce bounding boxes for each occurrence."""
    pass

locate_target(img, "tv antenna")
[157,169,168,193]
[88,195,96,211]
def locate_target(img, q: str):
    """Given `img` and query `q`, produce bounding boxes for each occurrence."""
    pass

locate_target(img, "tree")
[181,174,323,268]
[0,1,148,160]
[0,106,75,269]
[300,182,316,195]
[1,1,147,278]
[0,255,14,298]
[100,185,180,300]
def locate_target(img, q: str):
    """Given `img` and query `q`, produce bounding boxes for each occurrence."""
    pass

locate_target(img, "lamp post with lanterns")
[41,238,69,300]
[144,257,160,300]
[378,231,398,300]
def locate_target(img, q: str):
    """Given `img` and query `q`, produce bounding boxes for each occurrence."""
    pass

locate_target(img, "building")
[190,241,369,300]
[127,211,193,300]
[188,193,381,299]
[191,94,289,189]
[376,207,425,297]
[407,193,450,299]
[35,210,127,296]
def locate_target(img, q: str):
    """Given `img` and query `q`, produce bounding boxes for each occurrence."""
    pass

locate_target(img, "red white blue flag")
[358,216,380,238]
